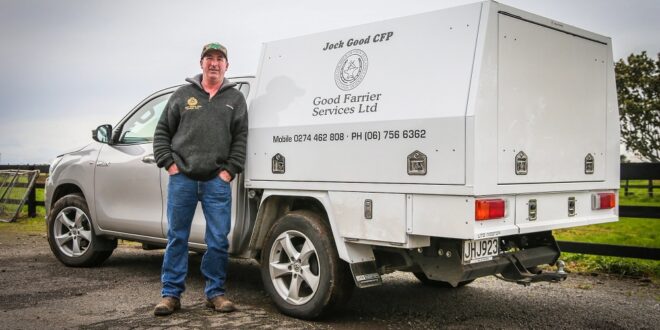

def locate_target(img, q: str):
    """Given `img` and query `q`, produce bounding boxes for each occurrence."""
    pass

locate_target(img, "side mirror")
[92,124,113,144]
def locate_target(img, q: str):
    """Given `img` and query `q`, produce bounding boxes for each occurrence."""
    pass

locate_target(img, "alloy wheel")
[268,230,320,305]
[53,206,92,257]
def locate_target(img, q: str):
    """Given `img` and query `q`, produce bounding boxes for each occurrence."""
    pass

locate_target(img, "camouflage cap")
[201,42,228,60]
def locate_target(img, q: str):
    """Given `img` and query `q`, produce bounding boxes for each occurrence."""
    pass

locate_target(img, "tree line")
[616,51,659,163]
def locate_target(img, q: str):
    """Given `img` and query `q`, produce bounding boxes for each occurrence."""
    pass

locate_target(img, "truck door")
[94,93,171,238]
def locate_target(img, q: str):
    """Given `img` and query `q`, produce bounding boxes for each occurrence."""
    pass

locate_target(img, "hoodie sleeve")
[223,95,248,177]
[153,95,181,170]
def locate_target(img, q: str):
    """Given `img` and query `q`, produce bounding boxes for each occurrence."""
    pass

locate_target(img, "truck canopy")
[247,1,619,194]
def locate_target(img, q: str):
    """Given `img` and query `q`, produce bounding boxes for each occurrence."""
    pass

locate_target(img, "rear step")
[498,255,568,286]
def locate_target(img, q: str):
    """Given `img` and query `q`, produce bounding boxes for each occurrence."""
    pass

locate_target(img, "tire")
[413,272,475,288]
[260,210,353,319]
[47,194,116,267]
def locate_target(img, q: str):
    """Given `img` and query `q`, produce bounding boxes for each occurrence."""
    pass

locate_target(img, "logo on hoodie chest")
[185,97,202,111]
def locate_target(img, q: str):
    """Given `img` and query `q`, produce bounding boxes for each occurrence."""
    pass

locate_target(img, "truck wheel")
[413,272,475,288]
[47,194,116,267]
[260,210,353,319]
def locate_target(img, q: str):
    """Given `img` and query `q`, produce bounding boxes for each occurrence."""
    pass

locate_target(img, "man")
[152,42,248,316]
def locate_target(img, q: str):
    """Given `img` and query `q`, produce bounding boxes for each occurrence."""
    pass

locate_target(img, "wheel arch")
[50,183,85,209]
[48,181,103,235]
[249,191,351,262]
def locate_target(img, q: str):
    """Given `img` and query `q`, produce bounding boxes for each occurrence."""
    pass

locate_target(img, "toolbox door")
[497,13,608,184]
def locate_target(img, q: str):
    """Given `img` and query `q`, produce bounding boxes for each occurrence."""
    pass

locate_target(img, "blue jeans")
[161,173,232,300]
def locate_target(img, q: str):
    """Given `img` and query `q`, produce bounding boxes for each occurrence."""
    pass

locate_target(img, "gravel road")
[0,230,658,329]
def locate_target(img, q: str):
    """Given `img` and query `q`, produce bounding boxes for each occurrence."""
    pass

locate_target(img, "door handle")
[142,155,156,164]
[96,161,109,167]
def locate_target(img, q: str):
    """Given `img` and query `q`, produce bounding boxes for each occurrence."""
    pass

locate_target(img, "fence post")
[27,184,36,217]
[624,180,629,196]
[649,179,654,197]
[27,165,36,217]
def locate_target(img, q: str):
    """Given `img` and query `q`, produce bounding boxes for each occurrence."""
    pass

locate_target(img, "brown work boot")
[205,295,236,312]
[154,297,181,316]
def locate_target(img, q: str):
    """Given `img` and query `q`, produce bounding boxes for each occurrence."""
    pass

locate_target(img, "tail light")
[475,199,506,221]
[592,192,616,210]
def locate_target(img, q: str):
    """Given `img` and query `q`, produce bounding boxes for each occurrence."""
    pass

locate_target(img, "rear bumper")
[463,245,559,280]
[410,232,562,286]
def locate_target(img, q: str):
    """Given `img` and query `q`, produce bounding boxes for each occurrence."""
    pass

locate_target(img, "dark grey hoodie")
[153,74,248,181]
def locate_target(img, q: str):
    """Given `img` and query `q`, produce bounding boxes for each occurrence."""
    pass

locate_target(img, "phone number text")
[272,129,427,143]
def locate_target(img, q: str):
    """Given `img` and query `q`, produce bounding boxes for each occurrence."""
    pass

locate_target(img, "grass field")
[554,218,659,278]
[1,178,658,279]
[619,180,660,206]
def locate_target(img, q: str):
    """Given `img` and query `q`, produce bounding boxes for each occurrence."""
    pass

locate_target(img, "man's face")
[201,50,228,83]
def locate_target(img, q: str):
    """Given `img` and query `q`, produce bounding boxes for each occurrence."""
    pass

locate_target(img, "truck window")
[238,83,250,97]
[119,93,171,144]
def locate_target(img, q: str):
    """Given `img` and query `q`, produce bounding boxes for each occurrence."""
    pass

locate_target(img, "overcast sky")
[0,0,658,164]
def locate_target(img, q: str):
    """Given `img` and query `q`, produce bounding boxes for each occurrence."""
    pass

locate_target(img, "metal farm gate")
[0,170,40,222]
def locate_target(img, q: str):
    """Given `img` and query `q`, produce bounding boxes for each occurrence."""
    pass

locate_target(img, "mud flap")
[349,261,382,288]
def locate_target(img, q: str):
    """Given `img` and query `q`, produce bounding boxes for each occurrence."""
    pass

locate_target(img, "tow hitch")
[497,253,568,286]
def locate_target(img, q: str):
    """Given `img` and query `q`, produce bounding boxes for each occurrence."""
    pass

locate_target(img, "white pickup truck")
[46,0,619,319]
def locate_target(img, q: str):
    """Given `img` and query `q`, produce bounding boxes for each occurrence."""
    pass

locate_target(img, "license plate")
[463,238,499,264]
